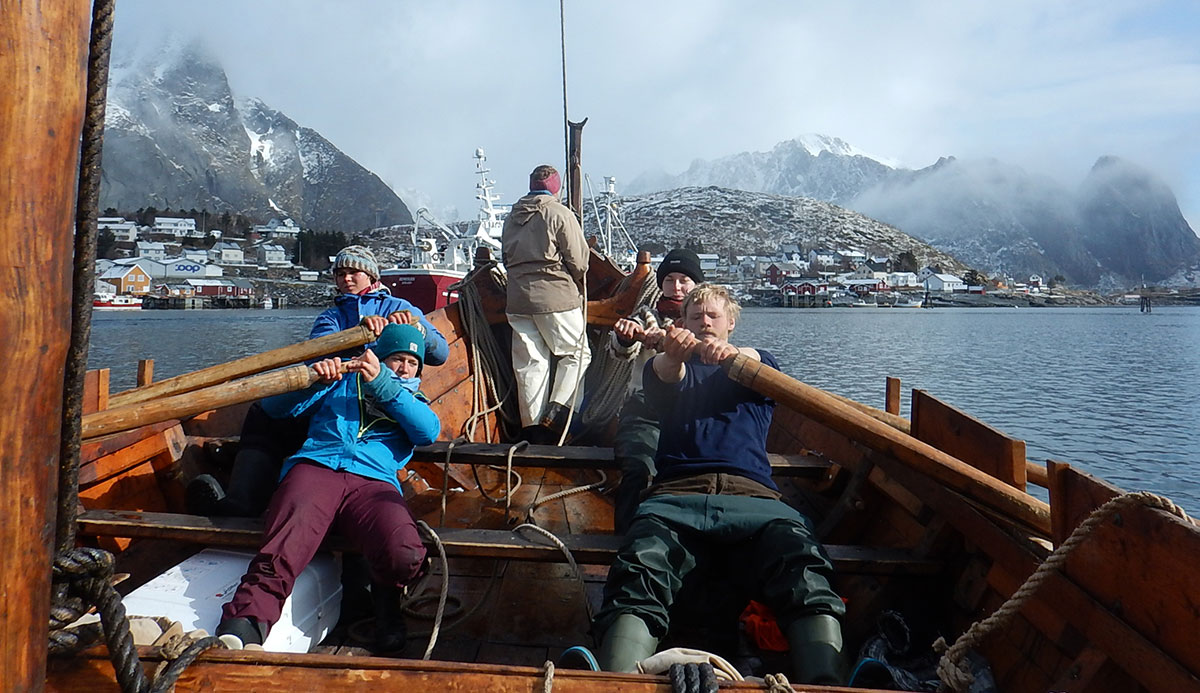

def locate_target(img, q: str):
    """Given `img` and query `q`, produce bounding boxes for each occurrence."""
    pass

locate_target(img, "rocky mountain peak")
[100,46,411,231]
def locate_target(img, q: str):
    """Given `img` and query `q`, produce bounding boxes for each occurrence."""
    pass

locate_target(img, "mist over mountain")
[631,136,1200,288]
[100,43,411,231]
[598,186,969,275]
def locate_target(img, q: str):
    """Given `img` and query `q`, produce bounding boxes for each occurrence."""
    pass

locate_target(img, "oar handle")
[82,361,351,440]
[719,353,1051,534]
[108,324,375,408]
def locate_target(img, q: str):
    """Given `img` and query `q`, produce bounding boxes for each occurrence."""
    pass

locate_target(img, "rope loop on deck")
[48,547,225,693]
[513,523,596,634]
[935,491,1190,692]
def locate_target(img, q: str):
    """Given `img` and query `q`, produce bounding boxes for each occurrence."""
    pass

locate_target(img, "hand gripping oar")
[82,361,351,440]
[719,352,1051,535]
[107,324,375,408]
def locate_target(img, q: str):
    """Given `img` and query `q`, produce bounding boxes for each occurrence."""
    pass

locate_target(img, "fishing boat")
[7,5,1200,693]
[378,149,507,314]
[93,294,145,310]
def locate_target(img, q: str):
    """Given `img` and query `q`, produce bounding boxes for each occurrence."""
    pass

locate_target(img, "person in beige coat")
[502,164,591,441]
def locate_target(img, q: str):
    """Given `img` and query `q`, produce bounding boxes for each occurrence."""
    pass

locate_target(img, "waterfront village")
[94,214,1170,311]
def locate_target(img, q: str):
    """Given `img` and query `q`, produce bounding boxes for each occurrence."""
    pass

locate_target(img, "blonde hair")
[682,283,741,324]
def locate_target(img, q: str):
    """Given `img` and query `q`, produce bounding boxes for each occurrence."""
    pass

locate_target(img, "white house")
[887,271,921,288]
[924,273,966,293]
[136,240,167,260]
[839,249,867,266]
[182,248,208,263]
[154,216,200,238]
[696,253,721,274]
[254,218,300,239]
[208,241,245,265]
[257,243,290,266]
[808,249,839,268]
[98,217,139,242]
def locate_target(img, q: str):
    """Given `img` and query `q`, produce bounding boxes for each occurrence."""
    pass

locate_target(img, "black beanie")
[656,249,705,288]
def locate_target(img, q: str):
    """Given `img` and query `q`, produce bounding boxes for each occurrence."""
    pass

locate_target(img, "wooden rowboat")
[5,5,1199,692]
[36,249,1200,692]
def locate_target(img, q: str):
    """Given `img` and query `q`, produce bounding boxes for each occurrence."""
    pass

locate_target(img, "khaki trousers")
[507,308,591,427]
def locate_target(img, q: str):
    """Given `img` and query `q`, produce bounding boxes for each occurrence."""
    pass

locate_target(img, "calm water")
[88,306,1200,513]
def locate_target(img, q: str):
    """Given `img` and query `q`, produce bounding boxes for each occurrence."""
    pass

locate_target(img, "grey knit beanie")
[334,245,380,281]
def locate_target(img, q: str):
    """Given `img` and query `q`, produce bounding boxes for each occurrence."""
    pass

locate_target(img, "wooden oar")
[82,362,349,440]
[720,353,1052,535]
[107,324,374,408]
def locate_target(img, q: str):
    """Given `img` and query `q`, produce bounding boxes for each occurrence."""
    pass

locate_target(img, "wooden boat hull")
[59,255,1200,692]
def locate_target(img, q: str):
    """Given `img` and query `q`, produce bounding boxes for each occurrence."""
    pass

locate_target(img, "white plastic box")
[122,548,342,653]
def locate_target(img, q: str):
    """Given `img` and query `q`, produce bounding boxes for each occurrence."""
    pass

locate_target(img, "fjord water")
[89,306,1200,513]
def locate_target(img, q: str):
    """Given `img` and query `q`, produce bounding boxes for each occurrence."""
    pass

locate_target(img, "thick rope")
[48,547,224,693]
[438,436,469,528]
[450,264,520,440]
[414,520,450,660]
[58,0,115,554]
[542,659,556,692]
[763,672,793,692]
[934,491,1191,692]
[527,470,608,520]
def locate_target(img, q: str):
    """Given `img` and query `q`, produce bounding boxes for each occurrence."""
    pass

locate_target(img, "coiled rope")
[48,547,224,693]
[934,491,1192,692]
[450,263,520,442]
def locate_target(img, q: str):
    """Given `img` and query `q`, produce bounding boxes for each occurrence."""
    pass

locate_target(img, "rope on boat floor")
[934,491,1192,692]
[512,523,596,630]
[49,547,225,693]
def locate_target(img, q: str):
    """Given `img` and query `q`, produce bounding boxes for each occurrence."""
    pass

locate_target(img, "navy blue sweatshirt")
[642,349,779,491]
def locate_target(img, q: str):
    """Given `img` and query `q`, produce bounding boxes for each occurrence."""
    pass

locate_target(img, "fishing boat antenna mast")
[585,174,638,269]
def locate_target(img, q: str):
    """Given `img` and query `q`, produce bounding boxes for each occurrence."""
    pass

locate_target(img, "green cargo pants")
[594,492,845,639]
[612,391,659,534]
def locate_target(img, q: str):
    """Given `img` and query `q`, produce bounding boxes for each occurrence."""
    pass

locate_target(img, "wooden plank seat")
[413,442,835,479]
[198,440,834,478]
[77,509,940,576]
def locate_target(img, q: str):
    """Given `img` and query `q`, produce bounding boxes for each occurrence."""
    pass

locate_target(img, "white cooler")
[122,548,342,653]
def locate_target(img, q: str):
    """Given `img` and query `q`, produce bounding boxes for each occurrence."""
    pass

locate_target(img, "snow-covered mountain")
[100,43,411,231]
[629,135,894,206]
[595,186,969,274]
[631,136,1200,288]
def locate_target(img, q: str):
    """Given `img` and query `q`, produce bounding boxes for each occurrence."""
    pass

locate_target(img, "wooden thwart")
[403,441,832,477]
[76,509,940,575]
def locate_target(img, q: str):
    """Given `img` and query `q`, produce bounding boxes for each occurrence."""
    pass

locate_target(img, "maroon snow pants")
[222,461,427,627]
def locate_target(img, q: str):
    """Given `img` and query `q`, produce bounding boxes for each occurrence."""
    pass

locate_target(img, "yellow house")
[99,263,153,295]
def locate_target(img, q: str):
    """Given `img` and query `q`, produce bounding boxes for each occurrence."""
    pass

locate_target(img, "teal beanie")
[374,323,425,368]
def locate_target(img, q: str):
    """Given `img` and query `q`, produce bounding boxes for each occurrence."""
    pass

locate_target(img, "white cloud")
[113,0,1200,230]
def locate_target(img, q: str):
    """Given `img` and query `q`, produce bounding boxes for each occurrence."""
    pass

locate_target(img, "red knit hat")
[529,165,562,196]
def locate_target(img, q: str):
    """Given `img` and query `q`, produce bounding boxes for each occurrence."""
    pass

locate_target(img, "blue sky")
[114,1,1200,231]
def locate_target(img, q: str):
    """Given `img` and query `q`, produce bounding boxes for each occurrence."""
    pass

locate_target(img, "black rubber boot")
[185,474,226,516]
[597,614,658,673]
[222,448,282,516]
[216,616,266,648]
[785,614,845,685]
[372,582,408,655]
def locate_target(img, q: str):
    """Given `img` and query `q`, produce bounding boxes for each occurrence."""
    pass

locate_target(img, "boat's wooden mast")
[0,1,92,689]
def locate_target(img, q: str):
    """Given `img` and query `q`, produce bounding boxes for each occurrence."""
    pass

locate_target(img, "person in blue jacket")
[310,245,449,364]
[216,323,440,654]
[189,245,449,518]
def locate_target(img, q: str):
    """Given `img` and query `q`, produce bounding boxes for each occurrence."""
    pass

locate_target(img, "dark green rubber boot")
[597,614,659,673]
[785,614,845,685]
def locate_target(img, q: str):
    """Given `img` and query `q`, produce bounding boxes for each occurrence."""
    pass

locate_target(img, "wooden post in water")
[0,1,91,688]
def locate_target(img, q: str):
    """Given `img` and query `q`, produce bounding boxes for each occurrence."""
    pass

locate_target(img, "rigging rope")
[934,491,1191,692]
[450,262,520,441]
[58,0,115,554]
